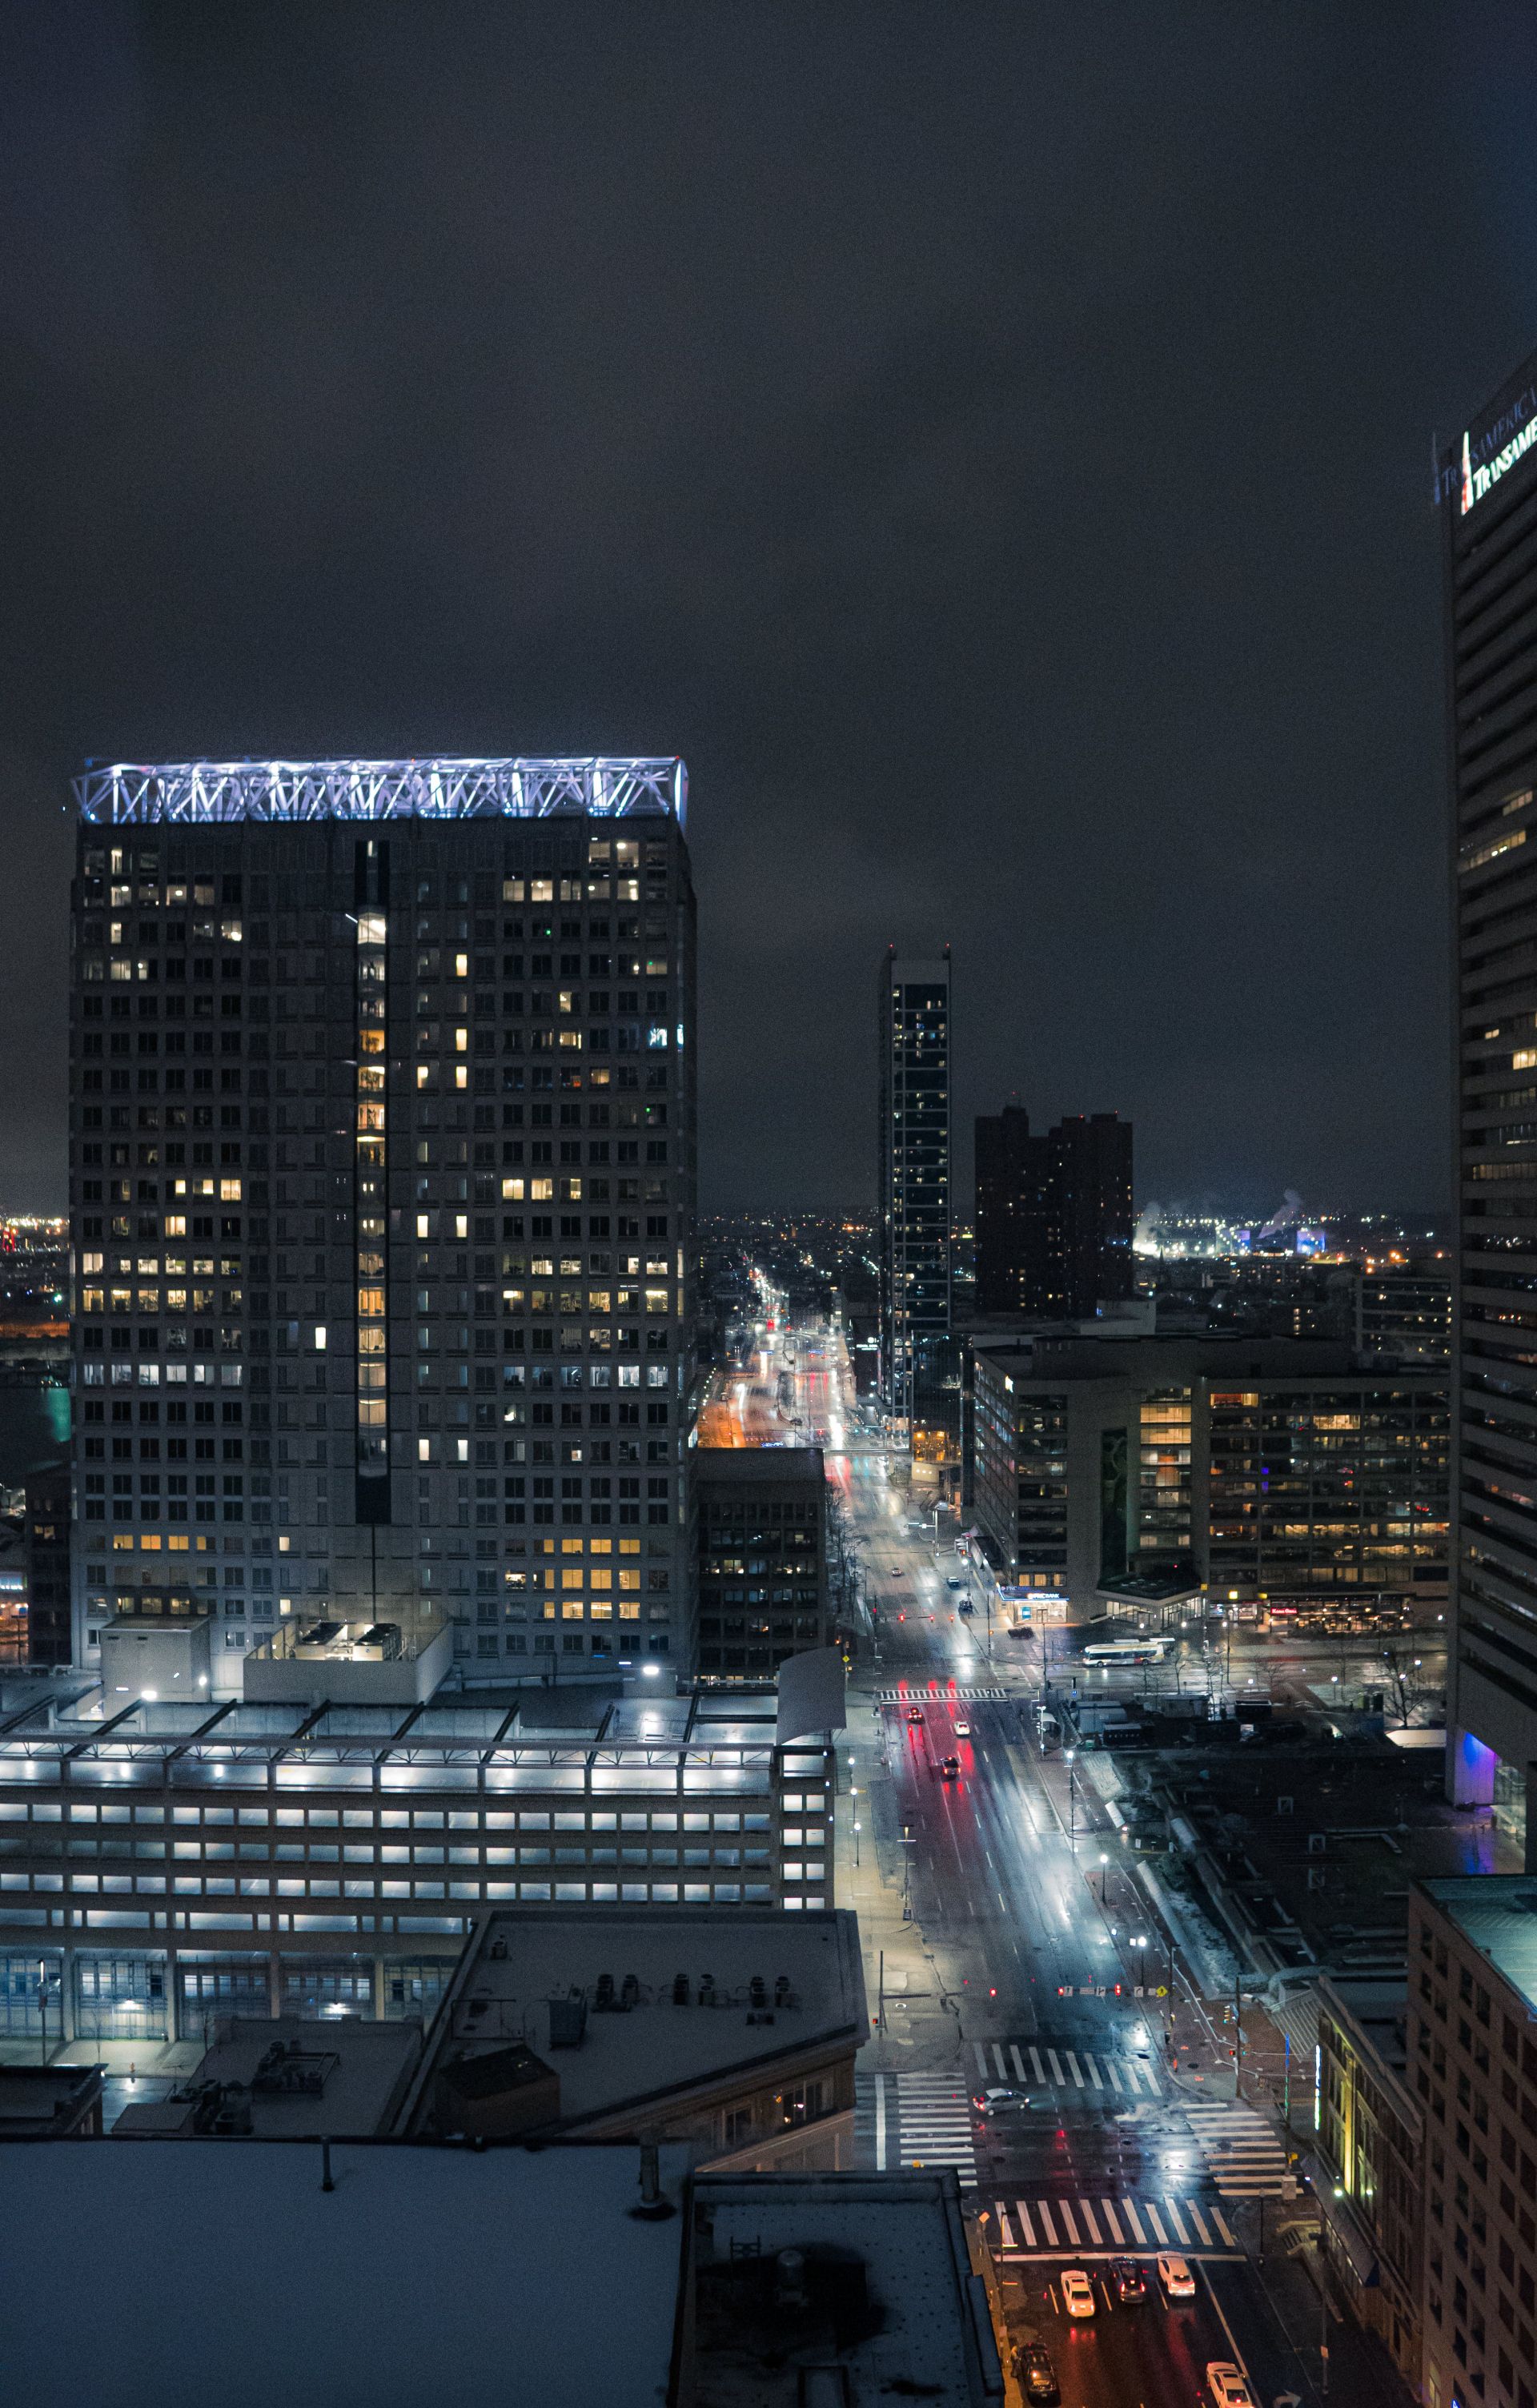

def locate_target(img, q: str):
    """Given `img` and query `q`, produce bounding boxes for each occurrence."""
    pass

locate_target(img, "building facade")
[877,949,951,1453]
[694,1447,829,1679]
[0,1679,833,2049]
[67,760,699,1686]
[969,1333,1448,1620]
[23,1461,71,1667]
[1314,1975,1424,2393]
[1443,355,1537,1853]
[973,1107,1133,1318]
[1411,1876,1537,2408]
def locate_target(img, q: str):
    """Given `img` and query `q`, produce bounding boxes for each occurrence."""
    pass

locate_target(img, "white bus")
[1082,1636,1174,1668]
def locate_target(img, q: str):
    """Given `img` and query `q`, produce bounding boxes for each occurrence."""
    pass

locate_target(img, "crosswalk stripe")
[1164,2201,1188,2245]
[1086,2054,1103,2090]
[1213,2206,1238,2247]
[1065,2050,1084,2087]
[1106,2061,1124,2093]
[1078,2200,1101,2243]
[1046,2049,1064,2082]
[1144,2203,1167,2243]
[874,2073,887,2170]
[973,2042,987,2074]
[1186,2203,1211,2245]
[1029,2047,1046,2083]
[997,2205,1016,2247]
[1057,2201,1079,2243]
[993,2043,1006,2077]
[1100,2199,1123,2243]
[1121,2199,1145,2242]
[1010,2044,1026,2081]
[1036,2201,1057,2245]
[1015,2200,1036,2246]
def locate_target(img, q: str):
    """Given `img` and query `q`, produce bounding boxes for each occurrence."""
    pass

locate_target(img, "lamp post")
[1064,1748,1077,1851]
[1132,1932,1147,1990]
[1098,1850,1109,1904]
[853,1819,861,1868]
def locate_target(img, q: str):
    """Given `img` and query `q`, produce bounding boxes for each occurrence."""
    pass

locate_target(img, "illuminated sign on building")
[1441,379,1537,516]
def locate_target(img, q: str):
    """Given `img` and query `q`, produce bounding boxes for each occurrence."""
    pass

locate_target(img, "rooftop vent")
[548,1992,588,2049]
[672,1973,689,2006]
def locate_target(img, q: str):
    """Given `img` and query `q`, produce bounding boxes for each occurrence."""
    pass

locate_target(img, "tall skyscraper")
[68,757,697,1688]
[1443,350,1537,1856]
[877,949,951,1443]
[973,1106,1133,1318]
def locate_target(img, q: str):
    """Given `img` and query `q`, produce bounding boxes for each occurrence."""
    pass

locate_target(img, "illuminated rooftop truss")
[74,755,687,829]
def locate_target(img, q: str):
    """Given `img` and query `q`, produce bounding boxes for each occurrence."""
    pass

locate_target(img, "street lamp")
[1098,1850,1109,1903]
[853,1820,861,1868]
[1131,1932,1148,1989]
[1064,1747,1077,1850]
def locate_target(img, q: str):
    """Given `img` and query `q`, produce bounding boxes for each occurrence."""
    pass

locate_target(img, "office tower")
[68,757,697,1687]
[1443,351,1537,1856]
[694,1445,829,1678]
[876,949,951,1443]
[973,1106,1133,1318]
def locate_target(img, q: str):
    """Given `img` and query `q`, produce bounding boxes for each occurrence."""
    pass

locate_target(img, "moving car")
[1012,2341,1060,2402]
[1113,2262,1147,2305]
[957,1599,974,1615]
[1206,2366,1255,2408]
[1059,2270,1095,2319]
[953,1720,971,1737]
[940,1755,961,1780]
[972,2086,1030,2117]
[1157,2254,1195,2301]
[946,1576,965,1590]
[905,1706,924,1724]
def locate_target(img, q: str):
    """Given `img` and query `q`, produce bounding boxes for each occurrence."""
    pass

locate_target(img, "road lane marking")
[1078,2200,1101,2243]
[1014,2200,1037,2246]
[1100,2199,1123,2242]
[1035,2201,1057,2245]
[1010,2045,1026,2081]
[1145,2203,1168,2243]
[1121,2200,1145,2242]
[1065,2050,1084,2087]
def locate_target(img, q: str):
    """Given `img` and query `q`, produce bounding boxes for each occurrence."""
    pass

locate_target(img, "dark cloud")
[2,1,1535,1212]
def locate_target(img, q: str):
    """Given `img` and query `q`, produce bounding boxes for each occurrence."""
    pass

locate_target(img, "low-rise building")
[397,1903,865,2166]
[969,1333,1447,1623]
[0,2061,103,2137]
[0,1677,835,2053]
[113,2014,423,2137]
[1314,1973,1424,2392]
[694,1447,829,1679]
[1411,1876,1537,2408]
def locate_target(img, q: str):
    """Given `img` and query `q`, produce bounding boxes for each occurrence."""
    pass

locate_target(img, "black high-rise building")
[973,1107,1133,1318]
[68,757,698,1686]
[1441,351,1537,1852]
[877,949,951,1443]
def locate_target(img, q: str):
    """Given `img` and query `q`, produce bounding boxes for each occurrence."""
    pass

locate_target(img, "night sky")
[4,5,1536,1217]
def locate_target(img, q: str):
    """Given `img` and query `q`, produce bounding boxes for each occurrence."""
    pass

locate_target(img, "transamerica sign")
[1449,378,1537,516]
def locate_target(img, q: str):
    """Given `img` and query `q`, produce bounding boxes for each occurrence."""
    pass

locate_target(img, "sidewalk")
[835,1688,970,2069]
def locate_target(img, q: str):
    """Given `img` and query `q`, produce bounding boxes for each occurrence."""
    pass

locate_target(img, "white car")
[1158,2253,1195,2299]
[954,1720,971,1738]
[1206,2366,1254,2408]
[1060,2270,1095,2319]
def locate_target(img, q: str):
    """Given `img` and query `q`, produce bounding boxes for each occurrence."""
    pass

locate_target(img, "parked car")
[1206,2366,1255,2408]
[1012,2341,1060,2402]
[1059,2270,1095,2319]
[1157,2254,1195,2300]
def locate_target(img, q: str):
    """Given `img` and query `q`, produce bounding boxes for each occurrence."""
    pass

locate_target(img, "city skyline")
[4,15,1537,1214]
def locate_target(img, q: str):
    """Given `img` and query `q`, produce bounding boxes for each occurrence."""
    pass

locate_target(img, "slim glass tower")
[68,758,697,1687]
[1443,354,1537,1850]
[877,948,951,1444]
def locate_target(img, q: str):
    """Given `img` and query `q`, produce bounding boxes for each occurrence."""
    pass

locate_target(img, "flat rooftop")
[1419,1876,1537,2013]
[0,2141,690,2408]
[693,2173,993,2405]
[696,1449,826,1487]
[112,2017,423,2140]
[408,1907,865,2130]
